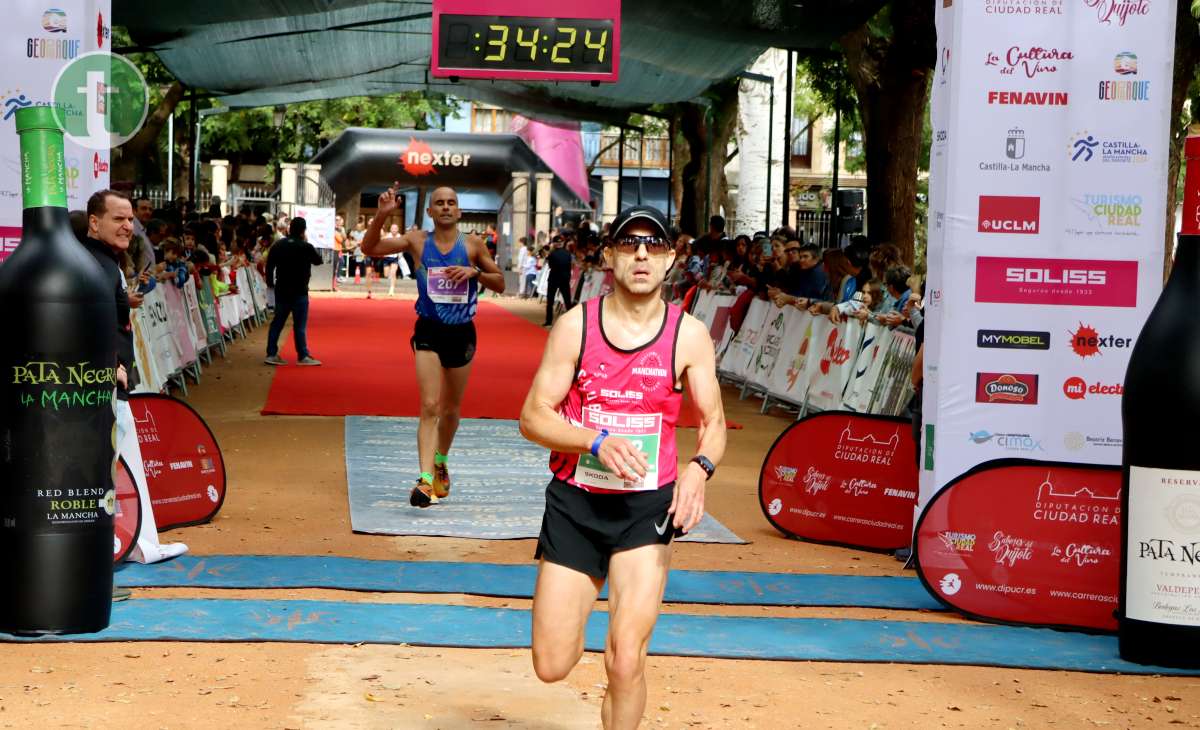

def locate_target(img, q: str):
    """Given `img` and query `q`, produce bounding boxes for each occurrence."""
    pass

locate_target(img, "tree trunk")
[840,0,935,264]
[111,81,186,184]
[1164,4,1200,281]
[677,79,739,236]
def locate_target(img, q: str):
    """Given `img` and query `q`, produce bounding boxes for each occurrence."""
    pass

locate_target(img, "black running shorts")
[411,317,477,369]
[535,478,682,581]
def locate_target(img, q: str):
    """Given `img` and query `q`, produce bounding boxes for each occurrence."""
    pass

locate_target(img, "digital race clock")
[431,0,620,83]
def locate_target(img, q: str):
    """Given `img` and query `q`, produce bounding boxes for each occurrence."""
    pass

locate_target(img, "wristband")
[590,430,608,457]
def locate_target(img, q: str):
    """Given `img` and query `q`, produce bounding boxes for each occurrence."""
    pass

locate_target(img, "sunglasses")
[612,235,672,254]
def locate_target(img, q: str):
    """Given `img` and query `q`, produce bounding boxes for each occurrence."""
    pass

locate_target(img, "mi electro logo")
[977,330,1051,350]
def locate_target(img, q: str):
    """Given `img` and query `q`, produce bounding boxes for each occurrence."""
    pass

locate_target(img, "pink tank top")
[550,297,685,494]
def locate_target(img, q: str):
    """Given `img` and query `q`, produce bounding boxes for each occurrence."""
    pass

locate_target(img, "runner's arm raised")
[519,309,648,482]
[360,185,414,257]
[671,313,727,532]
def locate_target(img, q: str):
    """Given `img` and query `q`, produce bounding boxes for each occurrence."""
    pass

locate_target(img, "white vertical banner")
[923,0,1175,510]
[292,206,337,249]
[0,0,111,261]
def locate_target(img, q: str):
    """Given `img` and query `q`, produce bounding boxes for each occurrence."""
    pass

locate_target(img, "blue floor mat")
[117,554,944,611]
[346,416,745,543]
[4,597,1194,675]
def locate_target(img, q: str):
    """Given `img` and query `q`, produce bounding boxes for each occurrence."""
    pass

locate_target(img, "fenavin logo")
[977,329,1050,350]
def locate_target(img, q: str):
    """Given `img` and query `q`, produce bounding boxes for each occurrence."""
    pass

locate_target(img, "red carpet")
[261,298,739,428]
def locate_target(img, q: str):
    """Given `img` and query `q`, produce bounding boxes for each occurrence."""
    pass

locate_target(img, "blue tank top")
[415,232,478,324]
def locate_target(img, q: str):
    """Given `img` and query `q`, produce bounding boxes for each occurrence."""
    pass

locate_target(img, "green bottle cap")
[14,106,63,134]
[14,106,68,209]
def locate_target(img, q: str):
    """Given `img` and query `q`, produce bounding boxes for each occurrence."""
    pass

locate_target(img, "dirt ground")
[1,291,1198,729]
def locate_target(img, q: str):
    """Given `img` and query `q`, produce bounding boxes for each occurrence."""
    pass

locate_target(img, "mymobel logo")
[51,51,149,151]
[977,329,1051,350]
[978,195,1040,234]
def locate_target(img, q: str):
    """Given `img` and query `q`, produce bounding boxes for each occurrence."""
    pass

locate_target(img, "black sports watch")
[690,455,716,481]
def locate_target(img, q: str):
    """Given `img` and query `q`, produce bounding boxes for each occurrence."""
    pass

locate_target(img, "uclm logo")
[978,195,1039,234]
[975,256,1138,307]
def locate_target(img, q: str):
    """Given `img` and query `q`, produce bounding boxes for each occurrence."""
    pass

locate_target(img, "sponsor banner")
[760,412,918,550]
[292,206,336,249]
[129,393,225,530]
[0,1,111,256]
[113,456,140,564]
[915,460,1121,631]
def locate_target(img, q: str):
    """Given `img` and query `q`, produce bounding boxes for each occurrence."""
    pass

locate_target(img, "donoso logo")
[976,373,1039,405]
[978,195,1040,234]
[975,257,1138,308]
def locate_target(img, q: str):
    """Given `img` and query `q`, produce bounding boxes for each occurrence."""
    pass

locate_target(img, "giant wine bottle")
[0,107,118,634]
[1119,135,1200,667]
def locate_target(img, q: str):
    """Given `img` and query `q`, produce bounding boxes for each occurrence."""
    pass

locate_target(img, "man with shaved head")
[362,184,505,507]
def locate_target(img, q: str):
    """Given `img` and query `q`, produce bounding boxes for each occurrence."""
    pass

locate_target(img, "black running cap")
[611,205,670,239]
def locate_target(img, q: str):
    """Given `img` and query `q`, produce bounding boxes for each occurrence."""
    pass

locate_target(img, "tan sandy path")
[0,293,1197,729]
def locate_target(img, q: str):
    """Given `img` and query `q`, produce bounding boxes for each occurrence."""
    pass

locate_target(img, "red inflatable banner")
[129,394,226,531]
[113,457,140,564]
[759,412,918,550]
[915,460,1121,632]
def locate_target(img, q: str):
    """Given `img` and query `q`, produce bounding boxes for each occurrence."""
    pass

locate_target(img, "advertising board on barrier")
[915,460,1122,632]
[129,393,225,531]
[760,412,918,550]
[113,456,140,564]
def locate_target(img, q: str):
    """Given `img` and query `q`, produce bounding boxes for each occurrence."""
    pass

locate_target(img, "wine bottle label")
[18,128,68,210]
[1127,466,1200,625]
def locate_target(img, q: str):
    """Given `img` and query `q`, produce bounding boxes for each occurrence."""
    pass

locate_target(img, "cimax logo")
[978,195,1040,234]
[977,330,1050,350]
[975,257,1139,308]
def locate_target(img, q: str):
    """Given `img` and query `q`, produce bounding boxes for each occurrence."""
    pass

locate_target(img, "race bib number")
[574,407,662,491]
[428,267,470,303]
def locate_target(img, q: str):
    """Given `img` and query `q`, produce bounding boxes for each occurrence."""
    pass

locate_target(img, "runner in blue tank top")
[362,185,505,507]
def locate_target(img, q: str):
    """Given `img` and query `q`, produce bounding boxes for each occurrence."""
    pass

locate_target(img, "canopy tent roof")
[115,0,885,120]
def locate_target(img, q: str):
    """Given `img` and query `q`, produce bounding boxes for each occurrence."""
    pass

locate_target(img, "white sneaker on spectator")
[264,355,287,366]
[297,356,322,366]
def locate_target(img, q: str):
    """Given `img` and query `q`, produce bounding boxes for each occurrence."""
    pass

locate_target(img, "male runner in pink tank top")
[519,206,727,730]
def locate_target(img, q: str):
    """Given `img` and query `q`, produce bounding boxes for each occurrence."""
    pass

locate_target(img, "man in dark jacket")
[543,233,574,327]
[265,216,324,366]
